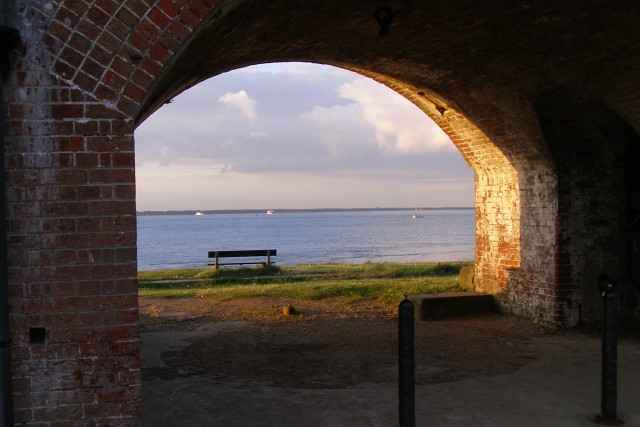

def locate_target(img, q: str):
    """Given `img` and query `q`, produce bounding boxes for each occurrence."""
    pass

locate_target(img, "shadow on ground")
[139,297,640,427]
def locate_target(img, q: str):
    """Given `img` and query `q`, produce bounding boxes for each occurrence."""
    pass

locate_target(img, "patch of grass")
[138,261,471,309]
[138,268,206,281]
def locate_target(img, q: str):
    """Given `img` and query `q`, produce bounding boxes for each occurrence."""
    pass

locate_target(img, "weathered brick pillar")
[474,172,521,295]
[503,168,560,324]
[5,2,141,425]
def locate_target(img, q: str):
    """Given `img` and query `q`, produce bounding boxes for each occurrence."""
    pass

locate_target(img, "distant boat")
[412,208,424,219]
[266,210,274,215]
[195,211,204,216]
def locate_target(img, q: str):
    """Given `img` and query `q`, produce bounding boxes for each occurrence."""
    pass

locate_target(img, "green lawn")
[138,261,471,309]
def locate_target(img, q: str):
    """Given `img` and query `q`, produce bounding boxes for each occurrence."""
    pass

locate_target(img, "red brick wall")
[6,63,140,426]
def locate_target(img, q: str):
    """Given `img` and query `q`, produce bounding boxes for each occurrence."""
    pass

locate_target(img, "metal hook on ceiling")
[374,6,394,37]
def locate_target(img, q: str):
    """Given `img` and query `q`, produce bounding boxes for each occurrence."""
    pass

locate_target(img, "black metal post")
[398,294,415,427]
[601,283,618,423]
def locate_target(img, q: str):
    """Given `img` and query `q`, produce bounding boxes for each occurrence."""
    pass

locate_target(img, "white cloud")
[300,102,375,162]
[218,90,257,119]
[337,79,452,155]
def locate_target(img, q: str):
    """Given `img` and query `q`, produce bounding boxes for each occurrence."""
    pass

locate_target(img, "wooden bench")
[208,249,277,270]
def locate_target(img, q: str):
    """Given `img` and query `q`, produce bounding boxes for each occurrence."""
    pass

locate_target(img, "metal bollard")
[398,293,415,427]
[601,283,618,423]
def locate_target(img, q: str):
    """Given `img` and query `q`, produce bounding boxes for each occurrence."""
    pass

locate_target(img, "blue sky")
[134,62,474,211]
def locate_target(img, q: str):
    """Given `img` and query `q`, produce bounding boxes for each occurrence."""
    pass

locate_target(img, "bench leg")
[266,253,271,268]
[214,253,219,271]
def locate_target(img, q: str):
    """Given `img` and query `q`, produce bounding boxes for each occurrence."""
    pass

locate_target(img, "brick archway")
[6,1,640,424]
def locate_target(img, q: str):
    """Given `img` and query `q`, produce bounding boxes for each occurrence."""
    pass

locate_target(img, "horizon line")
[137,206,475,215]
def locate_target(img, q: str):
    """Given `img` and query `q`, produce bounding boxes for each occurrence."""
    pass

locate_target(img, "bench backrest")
[208,249,277,258]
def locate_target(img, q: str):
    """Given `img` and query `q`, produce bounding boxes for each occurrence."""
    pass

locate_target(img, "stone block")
[457,265,475,291]
[411,292,494,320]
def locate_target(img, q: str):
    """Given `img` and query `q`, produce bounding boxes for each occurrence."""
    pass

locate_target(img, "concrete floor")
[141,326,640,427]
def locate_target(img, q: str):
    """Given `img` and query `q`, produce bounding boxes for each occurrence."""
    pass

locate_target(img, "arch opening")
[134,62,478,270]
[128,0,531,314]
[135,57,525,320]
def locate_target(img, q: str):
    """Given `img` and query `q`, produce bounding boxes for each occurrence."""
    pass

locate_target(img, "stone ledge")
[411,292,495,320]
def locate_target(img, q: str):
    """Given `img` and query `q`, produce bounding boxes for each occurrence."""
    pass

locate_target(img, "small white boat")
[412,209,424,219]
[195,211,204,216]
[266,210,274,215]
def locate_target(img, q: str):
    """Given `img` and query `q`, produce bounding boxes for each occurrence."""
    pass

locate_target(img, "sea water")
[136,209,475,271]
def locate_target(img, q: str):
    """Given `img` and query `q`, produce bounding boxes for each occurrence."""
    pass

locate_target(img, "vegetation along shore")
[138,261,472,308]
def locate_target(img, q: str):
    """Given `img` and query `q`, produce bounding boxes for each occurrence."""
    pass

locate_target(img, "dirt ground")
[139,296,548,387]
[138,297,640,427]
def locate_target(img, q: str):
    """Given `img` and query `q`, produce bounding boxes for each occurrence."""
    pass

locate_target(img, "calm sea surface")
[136,209,475,271]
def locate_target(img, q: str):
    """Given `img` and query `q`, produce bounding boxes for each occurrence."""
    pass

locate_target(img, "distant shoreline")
[137,207,474,216]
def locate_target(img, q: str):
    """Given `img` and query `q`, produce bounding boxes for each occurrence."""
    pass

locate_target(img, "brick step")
[411,292,494,320]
